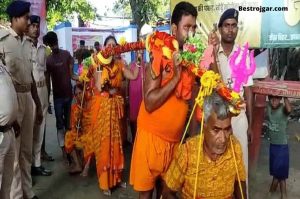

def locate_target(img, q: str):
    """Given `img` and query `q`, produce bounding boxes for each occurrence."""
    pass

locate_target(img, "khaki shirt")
[0,27,33,85]
[32,42,47,82]
[0,62,18,126]
[218,44,254,97]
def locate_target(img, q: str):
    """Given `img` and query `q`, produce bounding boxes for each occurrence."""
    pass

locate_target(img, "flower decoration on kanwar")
[181,33,206,66]
[77,31,245,114]
[179,33,244,117]
[145,31,179,78]
[78,57,92,82]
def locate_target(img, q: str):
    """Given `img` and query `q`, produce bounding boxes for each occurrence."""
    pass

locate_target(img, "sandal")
[103,190,111,196]
[119,182,127,188]
[68,166,82,175]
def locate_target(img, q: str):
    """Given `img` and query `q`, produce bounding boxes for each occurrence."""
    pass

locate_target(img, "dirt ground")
[249,120,300,199]
[33,103,300,199]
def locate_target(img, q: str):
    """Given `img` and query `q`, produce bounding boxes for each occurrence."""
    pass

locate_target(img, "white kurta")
[217,44,254,178]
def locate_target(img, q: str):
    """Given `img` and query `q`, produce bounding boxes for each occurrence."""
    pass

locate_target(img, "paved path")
[249,121,300,199]
[33,110,300,199]
[32,113,137,199]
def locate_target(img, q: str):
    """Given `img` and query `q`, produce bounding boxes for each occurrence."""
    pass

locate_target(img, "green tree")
[113,0,169,37]
[0,0,12,23]
[46,0,98,29]
[0,0,98,29]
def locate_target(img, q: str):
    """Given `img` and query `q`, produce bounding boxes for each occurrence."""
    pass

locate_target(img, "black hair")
[42,35,48,45]
[94,41,100,46]
[73,83,84,95]
[82,51,91,60]
[171,1,198,26]
[104,35,117,47]
[45,31,58,46]
[80,40,85,46]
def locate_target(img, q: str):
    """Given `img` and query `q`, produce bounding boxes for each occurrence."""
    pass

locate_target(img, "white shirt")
[218,44,254,97]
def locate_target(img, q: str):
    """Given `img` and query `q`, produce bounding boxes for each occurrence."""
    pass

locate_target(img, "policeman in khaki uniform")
[27,15,52,177]
[0,1,43,199]
[0,59,18,199]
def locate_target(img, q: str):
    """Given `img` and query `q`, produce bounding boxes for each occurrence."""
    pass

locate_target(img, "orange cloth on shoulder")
[150,50,194,101]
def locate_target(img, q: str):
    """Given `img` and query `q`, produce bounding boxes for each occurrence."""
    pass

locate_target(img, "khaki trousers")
[0,130,15,199]
[32,86,48,167]
[10,92,35,199]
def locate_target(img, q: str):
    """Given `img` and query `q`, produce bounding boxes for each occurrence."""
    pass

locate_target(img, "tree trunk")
[129,0,144,39]
[78,15,85,27]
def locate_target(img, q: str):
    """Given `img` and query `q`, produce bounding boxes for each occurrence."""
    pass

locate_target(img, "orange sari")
[89,59,125,191]
[64,100,94,163]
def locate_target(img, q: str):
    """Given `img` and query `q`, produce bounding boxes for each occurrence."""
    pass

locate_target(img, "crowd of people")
[0,1,292,199]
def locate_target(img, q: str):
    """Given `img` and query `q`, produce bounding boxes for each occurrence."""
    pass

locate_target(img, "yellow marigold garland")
[78,32,243,114]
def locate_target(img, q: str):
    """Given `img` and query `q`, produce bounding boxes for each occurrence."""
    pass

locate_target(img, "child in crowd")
[267,95,292,199]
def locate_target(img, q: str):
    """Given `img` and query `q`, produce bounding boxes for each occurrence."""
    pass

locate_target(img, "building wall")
[54,22,137,64]
[54,22,73,54]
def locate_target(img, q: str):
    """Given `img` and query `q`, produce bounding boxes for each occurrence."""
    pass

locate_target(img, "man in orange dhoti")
[130,2,199,199]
